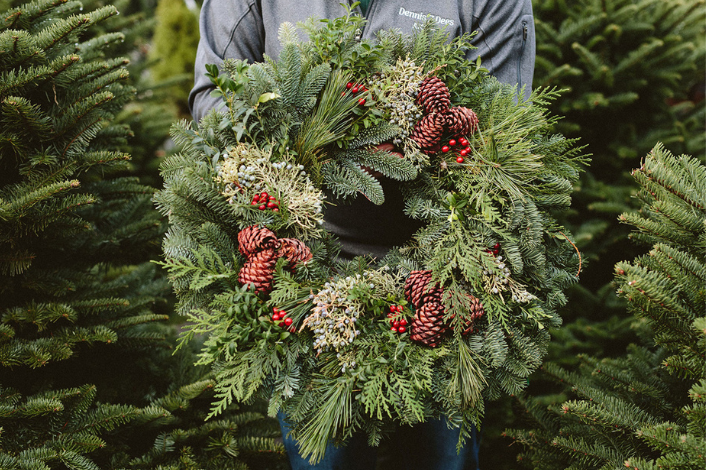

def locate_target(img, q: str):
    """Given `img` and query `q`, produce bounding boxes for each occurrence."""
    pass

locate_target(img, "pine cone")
[445,106,478,137]
[417,77,451,114]
[238,225,277,258]
[410,113,446,154]
[405,270,432,307]
[461,295,485,336]
[410,298,449,347]
[278,238,312,269]
[238,248,278,293]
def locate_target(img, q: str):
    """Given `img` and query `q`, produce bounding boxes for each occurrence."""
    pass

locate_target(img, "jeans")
[278,412,481,470]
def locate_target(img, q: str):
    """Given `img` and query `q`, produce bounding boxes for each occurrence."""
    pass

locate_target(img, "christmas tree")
[532,0,705,325]
[149,0,199,118]
[0,1,286,468]
[504,144,706,469]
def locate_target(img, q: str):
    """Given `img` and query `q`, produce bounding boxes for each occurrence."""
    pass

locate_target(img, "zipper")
[517,21,528,90]
[354,0,374,41]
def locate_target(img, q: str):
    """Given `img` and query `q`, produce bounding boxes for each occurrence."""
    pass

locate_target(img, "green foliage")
[149,0,199,117]
[532,0,706,328]
[0,1,285,468]
[157,16,585,464]
[505,145,706,469]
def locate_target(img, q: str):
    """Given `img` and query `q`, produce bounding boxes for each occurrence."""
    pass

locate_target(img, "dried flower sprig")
[216,144,325,239]
[482,255,536,303]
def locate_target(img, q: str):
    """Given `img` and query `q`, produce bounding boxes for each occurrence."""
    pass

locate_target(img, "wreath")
[156,12,584,463]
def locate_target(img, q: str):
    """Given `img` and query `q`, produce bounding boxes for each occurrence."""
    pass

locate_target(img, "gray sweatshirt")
[190,0,536,259]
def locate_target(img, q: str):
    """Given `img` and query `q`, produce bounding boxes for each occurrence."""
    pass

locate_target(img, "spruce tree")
[149,0,199,117]
[504,144,706,469]
[532,0,705,322]
[0,1,287,468]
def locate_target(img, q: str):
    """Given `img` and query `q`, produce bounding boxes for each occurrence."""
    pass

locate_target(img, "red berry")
[493,250,499,255]
[351,86,359,93]
[360,85,367,91]
[251,201,257,205]
[464,146,471,153]
[391,326,397,332]
[273,307,280,313]
[273,313,280,321]
[267,202,276,208]
[459,138,468,146]
[346,82,353,89]
[279,310,286,317]
[494,243,500,248]
[258,204,266,210]
[398,326,406,333]
[278,321,286,327]
[261,192,269,198]
[456,156,465,163]
[460,149,468,157]
[284,317,293,326]
[273,208,279,212]
[441,145,450,153]
[397,305,404,312]
[393,321,400,328]
[399,319,408,327]
[449,139,457,146]
[289,325,296,332]
[387,312,393,317]
[269,196,276,200]
[358,98,366,105]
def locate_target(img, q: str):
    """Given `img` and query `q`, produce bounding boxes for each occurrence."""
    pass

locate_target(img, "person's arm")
[189,0,266,121]
[466,0,536,100]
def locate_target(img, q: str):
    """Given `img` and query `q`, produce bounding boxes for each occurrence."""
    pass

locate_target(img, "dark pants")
[278,412,481,470]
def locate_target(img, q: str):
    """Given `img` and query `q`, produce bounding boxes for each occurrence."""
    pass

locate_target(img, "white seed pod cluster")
[482,255,536,303]
[215,143,325,239]
[302,276,366,356]
[369,56,428,166]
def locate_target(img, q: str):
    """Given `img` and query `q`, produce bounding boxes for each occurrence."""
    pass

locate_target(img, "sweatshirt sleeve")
[467,0,535,100]
[189,0,265,121]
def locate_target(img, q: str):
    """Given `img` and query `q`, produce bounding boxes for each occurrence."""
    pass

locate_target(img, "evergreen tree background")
[533,0,705,342]
[0,0,286,468]
[504,144,705,469]
[149,0,199,118]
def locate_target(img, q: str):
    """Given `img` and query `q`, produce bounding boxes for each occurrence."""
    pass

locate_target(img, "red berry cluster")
[486,242,501,256]
[251,191,280,212]
[387,305,408,334]
[345,81,367,106]
[441,137,471,163]
[272,307,296,332]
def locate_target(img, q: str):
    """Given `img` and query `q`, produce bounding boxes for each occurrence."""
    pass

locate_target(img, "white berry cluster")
[215,144,325,239]
[302,276,365,357]
[369,57,427,163]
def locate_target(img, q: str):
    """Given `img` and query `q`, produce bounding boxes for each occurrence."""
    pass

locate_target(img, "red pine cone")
[278,238,313,269]
[410,113,446,154]
[410,297,449,347]
[238,225,277,258]
[238,248,279,293]
[445,106,478,137]
[417,77,451,115]
[461,295,485,336]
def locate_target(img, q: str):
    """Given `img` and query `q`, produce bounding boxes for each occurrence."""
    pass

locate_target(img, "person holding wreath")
[189,1,536,469]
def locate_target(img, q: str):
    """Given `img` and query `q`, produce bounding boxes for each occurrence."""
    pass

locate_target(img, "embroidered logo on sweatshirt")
[398,7,454,27]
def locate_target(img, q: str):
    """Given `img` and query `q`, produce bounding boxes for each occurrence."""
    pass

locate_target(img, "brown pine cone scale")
[238,248,279,293]
[238,225,277,258]
[417,77,451,115]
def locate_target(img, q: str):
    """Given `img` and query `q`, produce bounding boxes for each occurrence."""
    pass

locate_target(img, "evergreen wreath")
[155,11,586,463]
